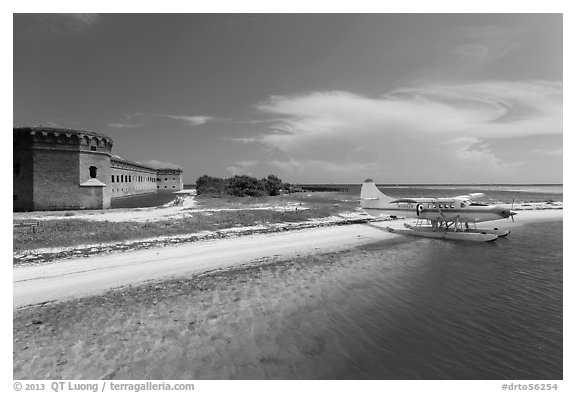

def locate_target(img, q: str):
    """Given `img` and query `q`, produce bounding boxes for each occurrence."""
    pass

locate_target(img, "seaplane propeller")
[500,198,517,222]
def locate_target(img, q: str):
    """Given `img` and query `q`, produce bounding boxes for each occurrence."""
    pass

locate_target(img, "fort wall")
[110,157,158,198]
[156,168,184,192]
[14,126,184,211]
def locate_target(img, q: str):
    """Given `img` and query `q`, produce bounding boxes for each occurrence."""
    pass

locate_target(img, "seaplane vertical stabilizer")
[360,179,394,211]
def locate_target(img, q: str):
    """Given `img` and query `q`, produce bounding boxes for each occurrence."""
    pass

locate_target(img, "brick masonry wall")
[13,149,34,211]
[31,148,108,210]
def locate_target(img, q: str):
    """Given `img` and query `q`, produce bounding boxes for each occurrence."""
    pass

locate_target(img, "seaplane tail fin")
[360,179,394,208]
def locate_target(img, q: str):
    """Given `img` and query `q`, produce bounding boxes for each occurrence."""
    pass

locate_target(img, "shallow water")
[229,218,563,379]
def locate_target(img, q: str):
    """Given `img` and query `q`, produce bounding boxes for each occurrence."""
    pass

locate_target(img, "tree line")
[195,174,291,197]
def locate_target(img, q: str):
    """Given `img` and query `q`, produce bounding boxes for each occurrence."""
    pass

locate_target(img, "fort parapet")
[13,127,183,211]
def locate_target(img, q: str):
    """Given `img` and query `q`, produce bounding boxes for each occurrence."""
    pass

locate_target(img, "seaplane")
[360,179,517,242]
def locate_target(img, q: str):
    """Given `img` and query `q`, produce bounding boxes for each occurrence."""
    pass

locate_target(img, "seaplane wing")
[389,198,421,204]
[454,192,485,201]
[359,179,516,242]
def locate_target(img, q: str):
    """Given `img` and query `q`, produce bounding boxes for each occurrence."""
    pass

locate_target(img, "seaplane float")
[360,179,517,242]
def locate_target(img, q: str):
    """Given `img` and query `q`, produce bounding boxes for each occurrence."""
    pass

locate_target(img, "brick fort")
[13,126,184,211]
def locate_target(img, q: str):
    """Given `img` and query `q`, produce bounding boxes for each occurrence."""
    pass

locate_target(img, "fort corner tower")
[13,127,113,211]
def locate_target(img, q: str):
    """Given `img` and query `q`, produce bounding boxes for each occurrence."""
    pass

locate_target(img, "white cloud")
[30,14,101,33]
[108,123,142,129]
[140,160,181,169]
[238,80,562,182]
[531,148,563,157]
[152,114,214,126]
[226,161,260,176]
[226,166,253,176]
[109,113,215,129]
[449,26,520,64]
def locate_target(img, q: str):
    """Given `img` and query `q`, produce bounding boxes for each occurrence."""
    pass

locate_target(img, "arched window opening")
[89,166,98,179]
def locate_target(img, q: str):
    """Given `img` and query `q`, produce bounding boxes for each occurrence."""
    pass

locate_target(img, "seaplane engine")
[416,203,424,216]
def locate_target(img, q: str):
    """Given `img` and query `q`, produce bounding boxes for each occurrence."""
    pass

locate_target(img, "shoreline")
[13,208,562,309]
[13,221,395,309]
[14,207,563,265]
[13,213,373,266]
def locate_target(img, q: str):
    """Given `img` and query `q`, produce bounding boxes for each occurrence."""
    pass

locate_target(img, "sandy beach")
[14,220,393,308]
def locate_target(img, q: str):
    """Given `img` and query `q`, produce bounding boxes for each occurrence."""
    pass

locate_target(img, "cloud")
[531,148,563,157]
[28,14,101,34]
[140,160,182,169]
[450,25,520,64]
[237,80,562,182]
[108,113,215,129]
[415,25,521,81]
[150,114,214,126]
[226,161,260,176]
[108,123,143,129]
[443,137,518,174]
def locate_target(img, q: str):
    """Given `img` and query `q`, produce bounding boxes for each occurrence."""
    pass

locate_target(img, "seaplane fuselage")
[362,199,515,223]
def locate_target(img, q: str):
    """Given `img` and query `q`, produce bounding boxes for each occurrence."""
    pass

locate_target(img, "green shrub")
[196,174,288,197]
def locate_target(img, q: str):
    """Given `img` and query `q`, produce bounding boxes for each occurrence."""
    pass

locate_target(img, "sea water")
[253,217,563,379]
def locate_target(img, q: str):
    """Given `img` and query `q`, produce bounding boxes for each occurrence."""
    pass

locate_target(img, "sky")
[13,13,563,184]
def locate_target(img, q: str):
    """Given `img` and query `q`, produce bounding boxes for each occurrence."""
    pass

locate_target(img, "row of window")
[111,174,157,183]
[424,203,466,209]
[112,185,177,192]
[111,175,180,183]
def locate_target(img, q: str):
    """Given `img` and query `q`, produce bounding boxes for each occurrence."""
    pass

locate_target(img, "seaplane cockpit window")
[450,204,454,208]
